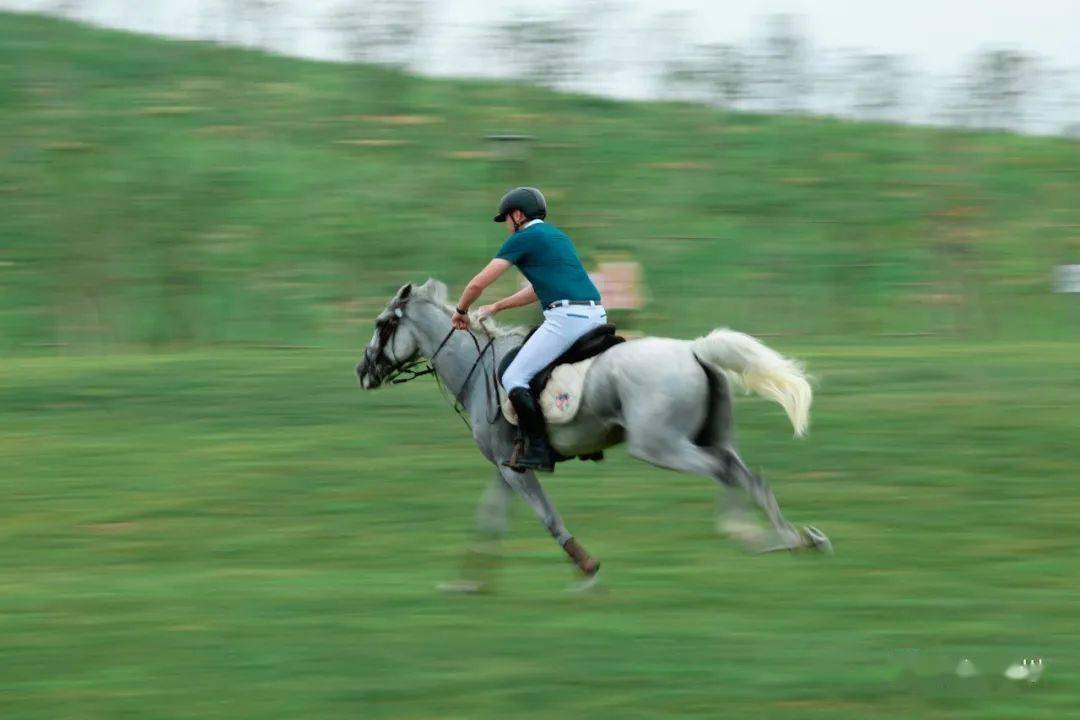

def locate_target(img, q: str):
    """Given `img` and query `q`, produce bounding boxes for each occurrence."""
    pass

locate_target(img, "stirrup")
[501,436,527,474]
[502,438,528,473]
[502,437,554,473]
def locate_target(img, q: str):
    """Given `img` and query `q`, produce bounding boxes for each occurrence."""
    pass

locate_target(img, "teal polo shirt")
[495,221,601,309]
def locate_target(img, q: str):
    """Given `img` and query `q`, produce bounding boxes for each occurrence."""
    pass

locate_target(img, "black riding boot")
[503,387,555,473]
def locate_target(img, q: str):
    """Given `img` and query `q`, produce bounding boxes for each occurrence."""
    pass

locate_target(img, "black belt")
[547,300,599,309]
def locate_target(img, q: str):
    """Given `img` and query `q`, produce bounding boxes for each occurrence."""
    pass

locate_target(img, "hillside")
[4,14,1080,720]
[2,12,1078,350]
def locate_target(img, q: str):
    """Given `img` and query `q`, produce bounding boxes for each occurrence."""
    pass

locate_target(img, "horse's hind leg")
[715,449,805,552]
[700,364,820,552]
[627,428,726,479]
[622,426,807,554]
[719,454,831,553]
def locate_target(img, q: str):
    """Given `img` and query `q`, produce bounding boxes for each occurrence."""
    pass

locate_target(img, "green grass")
[2,13,1079,351]
[3,343,1079,719]
[3,13,1080,719]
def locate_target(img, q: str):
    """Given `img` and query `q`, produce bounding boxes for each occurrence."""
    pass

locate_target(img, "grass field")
[3,342,1078,719]
[3,12,1080,719]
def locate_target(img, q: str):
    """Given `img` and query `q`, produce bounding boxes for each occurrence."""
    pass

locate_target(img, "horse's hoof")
[802,525,833,554]
[566,569,603,594]
[436,579,489,594]
[718,515,764,541]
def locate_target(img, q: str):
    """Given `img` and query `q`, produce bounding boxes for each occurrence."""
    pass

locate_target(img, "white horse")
[356,279,829,591]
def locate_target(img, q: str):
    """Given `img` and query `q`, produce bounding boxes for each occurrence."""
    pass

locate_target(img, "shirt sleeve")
[495,233,529,264]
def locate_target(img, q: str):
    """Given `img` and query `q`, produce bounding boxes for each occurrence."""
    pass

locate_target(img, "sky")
[3,0,1078,132]
[4,0,1078,72]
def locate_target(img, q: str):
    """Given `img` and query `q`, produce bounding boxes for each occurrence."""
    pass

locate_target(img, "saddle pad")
[501,357,596,427]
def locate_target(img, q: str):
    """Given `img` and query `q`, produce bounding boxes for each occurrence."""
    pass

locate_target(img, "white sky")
[3,0,1078,72]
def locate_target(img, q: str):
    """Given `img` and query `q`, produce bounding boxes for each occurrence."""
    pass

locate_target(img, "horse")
[355,279,830,591]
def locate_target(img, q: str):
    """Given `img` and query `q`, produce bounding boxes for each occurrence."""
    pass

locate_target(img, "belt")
[547,300,599,309]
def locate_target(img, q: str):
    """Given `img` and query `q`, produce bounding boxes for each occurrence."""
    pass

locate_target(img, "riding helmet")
[493,186,547,222]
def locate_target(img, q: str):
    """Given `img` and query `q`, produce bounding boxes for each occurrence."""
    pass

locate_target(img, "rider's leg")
[500,306,606,390]
[500,306,606,471]
[505,386,555,471]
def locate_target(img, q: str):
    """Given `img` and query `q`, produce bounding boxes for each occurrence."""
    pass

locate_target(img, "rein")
[380,312,502,429]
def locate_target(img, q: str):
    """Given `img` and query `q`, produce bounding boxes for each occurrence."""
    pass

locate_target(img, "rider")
[451,187,606,472]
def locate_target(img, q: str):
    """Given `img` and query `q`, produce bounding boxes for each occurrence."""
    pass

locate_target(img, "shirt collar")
[521,219,544,230]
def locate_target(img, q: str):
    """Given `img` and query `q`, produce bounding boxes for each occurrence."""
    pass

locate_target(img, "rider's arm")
[454,259,511,312]
[492,285,537,312]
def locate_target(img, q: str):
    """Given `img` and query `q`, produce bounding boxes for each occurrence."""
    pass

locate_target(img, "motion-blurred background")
[2,2,1078,719]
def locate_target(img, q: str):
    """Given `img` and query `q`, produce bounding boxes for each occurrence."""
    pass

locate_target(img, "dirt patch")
[335,139,411,147]
[906,293,963,306]
[137,105,205,116]
[645,161,711,170]
[775,699,870,711]
[41,141,95,152]
[504,112,555,123]
[257,82,307,96]
[360,114,443,125]
[716,125,762,134]
[192,125,256,137]
[83,522,139,534]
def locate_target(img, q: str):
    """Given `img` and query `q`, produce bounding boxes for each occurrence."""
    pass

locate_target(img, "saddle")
[498,324,625,465]
[498,324,625,397]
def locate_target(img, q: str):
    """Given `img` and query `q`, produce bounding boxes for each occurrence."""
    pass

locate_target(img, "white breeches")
[501,304,608,391]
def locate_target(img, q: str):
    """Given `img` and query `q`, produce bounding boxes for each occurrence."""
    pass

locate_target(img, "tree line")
[60,0,1080,135]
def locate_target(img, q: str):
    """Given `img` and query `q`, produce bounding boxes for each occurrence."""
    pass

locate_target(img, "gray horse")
[356,279,830,591]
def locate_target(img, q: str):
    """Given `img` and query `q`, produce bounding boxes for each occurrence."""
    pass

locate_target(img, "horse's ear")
[397,283,413,299]
[417,278,447,302]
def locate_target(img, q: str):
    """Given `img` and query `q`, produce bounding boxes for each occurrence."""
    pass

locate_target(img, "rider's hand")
[451,311,471,331]
[476,304,498,321]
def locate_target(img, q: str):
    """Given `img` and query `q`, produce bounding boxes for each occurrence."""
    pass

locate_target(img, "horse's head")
[355,282,424,389]
[356,279,453,388]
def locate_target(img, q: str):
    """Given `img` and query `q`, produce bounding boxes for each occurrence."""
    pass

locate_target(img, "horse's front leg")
[475,467,513,538]
[498,465,601,583]
[439,468,510,594]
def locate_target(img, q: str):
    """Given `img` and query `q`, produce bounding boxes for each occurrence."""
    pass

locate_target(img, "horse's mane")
[412,279,528,340]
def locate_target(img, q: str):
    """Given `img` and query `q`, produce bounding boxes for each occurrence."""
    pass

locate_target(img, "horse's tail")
[691,328,812,437]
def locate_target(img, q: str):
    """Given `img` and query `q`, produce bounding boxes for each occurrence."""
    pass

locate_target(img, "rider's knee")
[501,368,531,392]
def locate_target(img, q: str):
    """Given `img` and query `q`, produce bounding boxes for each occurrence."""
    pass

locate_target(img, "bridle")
[366,301,434,386]
[366,297,502,428]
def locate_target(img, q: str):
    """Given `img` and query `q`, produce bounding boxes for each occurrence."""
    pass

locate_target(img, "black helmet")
[493,186,547,222]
